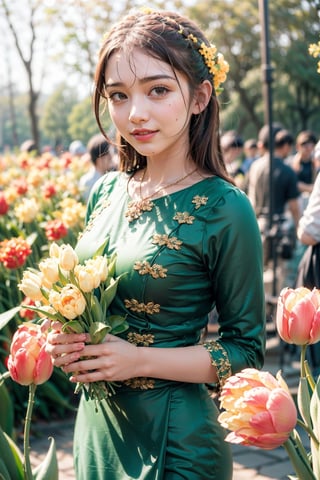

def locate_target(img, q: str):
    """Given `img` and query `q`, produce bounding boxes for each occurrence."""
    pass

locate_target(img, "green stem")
[300,344,307,378]
[0,371,11,385]
[283,436,316,480]
[297,418,319,446]
[23,384,37,480]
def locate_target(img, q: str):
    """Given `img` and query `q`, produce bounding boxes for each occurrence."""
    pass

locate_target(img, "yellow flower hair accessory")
[180,29,229,95]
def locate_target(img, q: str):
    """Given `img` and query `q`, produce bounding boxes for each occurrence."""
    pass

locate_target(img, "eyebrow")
[105,74,176,88]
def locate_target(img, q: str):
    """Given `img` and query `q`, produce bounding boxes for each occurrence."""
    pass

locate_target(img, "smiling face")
[104,48,201,162]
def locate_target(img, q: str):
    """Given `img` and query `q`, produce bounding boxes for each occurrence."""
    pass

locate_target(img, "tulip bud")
[8,323,53,386]
[18,269,45,301]
[58,244,78,271]
[39,257,59,285]
[218,368,297,450]
[276,287,320,345]
[74,264,100,293]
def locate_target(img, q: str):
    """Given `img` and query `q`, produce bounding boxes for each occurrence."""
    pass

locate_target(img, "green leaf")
[108,315,129,335]
[297,376,312,428]
[93,237,109,257]
[310,376,320,479]
[33,437,58,480]
[107,252,117,278]
[101,277,120,311]
[0,425,22,480]
[26,232,38,247]
[20,305,59,323]
[61,321,85,334]
[0,382,14,437]
[89,322,110,344]
[90,295,104,323]
[2,433,23,480]
[0,307,21,331]
[0,459,10,480]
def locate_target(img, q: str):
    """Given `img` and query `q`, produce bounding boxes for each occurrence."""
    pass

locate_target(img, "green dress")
[74,172,266,480]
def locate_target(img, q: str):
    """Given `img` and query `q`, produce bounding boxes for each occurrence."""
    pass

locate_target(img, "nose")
[128,101,149,124]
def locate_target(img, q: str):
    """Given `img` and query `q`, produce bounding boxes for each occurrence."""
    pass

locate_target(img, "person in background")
[248,125,301,294]
[20,139,37,154]
[69,140,87,157]
[248,124,301,229]
[297,143,320,246]
[297,161,320,376]
[220,130,244,187]
[286,130,318,196]
[45,9,265,480]
[79,133,118,203]
[241,138,258,174]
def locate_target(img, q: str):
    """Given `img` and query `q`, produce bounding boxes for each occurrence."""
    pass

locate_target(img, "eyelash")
[106,85,171,103]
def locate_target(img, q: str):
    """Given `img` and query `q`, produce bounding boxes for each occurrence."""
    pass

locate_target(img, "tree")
[67,96,105,146]
[40,84,78,150]
[0,0,61,151]
[186,0,320,137]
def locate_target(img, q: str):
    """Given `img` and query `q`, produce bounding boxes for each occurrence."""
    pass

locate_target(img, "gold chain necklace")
[125,167,197,222]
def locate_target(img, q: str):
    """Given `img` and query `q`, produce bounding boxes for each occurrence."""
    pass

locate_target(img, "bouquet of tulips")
[218,286,320,480]
[18,240,128,403]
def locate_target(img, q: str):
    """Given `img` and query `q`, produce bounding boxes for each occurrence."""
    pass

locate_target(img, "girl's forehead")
[105,48,174,81]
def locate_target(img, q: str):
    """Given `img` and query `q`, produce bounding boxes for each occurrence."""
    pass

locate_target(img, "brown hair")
[93,9,233,183]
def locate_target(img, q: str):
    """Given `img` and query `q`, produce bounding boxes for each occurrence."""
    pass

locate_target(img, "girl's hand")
[45,321,87,367]
[61,334,141,384]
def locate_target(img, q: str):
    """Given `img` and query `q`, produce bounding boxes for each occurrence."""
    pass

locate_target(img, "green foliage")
[40,84,78,149]
[67,96,105,146]
[186,0,320,136]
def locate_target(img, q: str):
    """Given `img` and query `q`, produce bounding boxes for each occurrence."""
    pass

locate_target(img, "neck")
[142,159,196,184]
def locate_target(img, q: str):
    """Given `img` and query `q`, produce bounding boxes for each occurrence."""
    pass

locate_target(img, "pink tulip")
[276,287,320,345]
[218,368,297,450]
[8,323,53,386]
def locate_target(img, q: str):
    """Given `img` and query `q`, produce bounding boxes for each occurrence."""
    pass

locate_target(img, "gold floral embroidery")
[134,260,167,278]
[203,340,232,388]
[152,234,183,250]
[124,377,155,390]
[124,299,160,314]
[125,199,154,222]
[127,332,155,346]
[173,212,195,224]
[192,195,208,209]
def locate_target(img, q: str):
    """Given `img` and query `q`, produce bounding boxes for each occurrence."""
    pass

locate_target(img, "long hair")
[93,10,233,183]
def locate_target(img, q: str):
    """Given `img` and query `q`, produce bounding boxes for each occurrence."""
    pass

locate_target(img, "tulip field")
[0,149,88,434]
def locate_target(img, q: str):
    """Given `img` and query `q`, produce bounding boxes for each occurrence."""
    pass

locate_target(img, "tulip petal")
[266,389,297,433]
[288,299,315,344]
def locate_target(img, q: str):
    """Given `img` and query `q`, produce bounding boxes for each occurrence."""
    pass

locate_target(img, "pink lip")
[130,129,157,141]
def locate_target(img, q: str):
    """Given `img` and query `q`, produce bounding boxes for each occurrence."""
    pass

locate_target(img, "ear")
[191,80,213,115]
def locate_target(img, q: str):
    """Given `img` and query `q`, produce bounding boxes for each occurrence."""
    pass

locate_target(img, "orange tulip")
[8,323,53,386]
[276,287,320,345]
[218,368,297,450]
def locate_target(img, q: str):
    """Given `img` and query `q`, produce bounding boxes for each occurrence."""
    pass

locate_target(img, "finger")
[63,357,103,373]
[40,318,51,332]
[48,331,87,345]
[51,321,63,332]
[70,370,106,383]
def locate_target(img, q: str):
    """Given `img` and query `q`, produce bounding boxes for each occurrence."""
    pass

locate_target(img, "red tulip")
[0,237,32,269]
[0,192,9,215]
[45,219,68,241]
[218,368,297,450]
[276,287,320,345]
[8,323,53,386]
